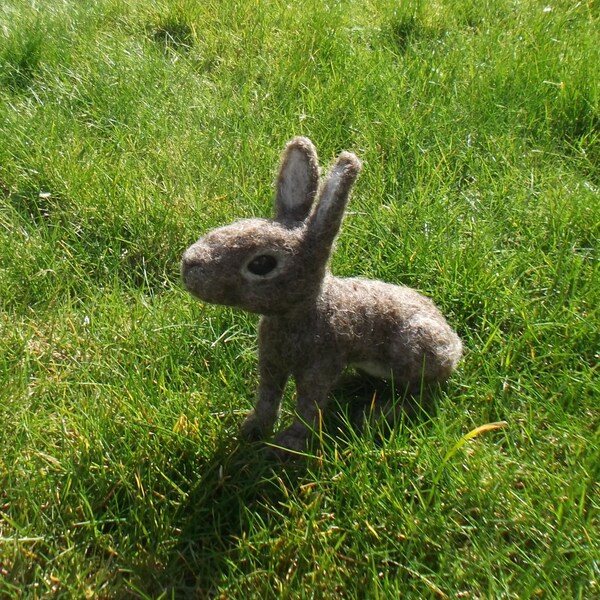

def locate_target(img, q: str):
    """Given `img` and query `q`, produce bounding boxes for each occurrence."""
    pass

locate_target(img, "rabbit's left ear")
[274,137,320,227]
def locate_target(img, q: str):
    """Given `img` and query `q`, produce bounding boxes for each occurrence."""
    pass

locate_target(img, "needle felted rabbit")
[181,137,462,456]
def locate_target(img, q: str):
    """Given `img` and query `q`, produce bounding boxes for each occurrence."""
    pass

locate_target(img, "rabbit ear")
[305,151,362,251]
[274,137,320,226]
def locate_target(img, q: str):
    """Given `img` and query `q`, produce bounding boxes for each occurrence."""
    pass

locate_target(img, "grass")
[1,0,598,597]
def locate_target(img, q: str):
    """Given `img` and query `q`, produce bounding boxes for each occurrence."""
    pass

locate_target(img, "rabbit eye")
[246,254,278,276]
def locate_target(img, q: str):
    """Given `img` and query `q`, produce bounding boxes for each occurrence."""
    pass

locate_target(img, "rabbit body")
[181,137,462,455]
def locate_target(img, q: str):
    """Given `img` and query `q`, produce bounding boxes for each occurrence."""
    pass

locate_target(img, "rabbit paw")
[269,426,309,460]
[239,410,271,441]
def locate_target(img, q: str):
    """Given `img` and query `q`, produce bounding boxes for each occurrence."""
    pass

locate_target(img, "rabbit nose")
[181,247,194,268]
[180,246,205,283]
[181,244,206,269]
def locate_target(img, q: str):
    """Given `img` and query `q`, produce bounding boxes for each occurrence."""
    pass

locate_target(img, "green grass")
[1,0,598,597]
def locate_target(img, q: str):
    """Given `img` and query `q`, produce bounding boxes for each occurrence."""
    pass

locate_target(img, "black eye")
[246,254,278,276]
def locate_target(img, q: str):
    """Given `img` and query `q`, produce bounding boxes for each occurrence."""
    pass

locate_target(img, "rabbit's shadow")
[146,438,304,596]
[324,371,439,438]
[142,377,439,597]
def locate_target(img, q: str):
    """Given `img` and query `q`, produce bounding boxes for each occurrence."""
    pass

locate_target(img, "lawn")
[1,0,598,597]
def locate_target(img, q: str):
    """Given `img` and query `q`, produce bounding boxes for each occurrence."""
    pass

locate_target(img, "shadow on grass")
[148,444,304,597]
[133,376,440,598]
[324,372,439,437]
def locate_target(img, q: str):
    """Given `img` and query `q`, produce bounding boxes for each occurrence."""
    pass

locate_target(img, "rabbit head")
[181,137,362,315]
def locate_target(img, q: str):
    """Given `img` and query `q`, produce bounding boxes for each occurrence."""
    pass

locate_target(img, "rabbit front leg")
[272,363,342,457]
[240,355,288,441]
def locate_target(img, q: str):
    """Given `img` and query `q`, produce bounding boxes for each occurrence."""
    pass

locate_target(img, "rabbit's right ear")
[274,137,320,227]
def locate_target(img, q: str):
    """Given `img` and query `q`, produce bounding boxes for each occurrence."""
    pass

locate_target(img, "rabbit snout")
[180,246,215,300]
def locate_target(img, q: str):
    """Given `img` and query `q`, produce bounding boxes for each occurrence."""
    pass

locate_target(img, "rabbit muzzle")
[180,244,221,300]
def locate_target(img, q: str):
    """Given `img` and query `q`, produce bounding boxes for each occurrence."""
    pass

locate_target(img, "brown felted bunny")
[181,137,462,456]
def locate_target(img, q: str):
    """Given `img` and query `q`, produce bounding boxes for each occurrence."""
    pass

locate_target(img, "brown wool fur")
[181,137,462,456]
